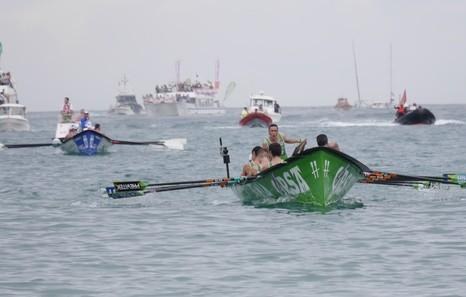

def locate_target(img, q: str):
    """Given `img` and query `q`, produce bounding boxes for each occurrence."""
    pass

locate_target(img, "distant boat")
[351,43,395,109]
[143,60,227,116]
[335,97,352,110]
[52,114,111,155]
[239,91,281,127]
[394,90,436,125]
[0,103,30,131]
[109,75,143,115]
[395,108,436,125]
[0,42,30,132]
[59,130,113,155]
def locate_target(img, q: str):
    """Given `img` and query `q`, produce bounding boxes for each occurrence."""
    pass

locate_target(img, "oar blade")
[444,173,466,187]
[113,181,146,192]
[111,138,186,150]
[160,138,186,150]
[105,187,146,199]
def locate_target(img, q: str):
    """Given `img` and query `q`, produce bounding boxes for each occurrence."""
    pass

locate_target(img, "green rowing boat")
[231,147,370,208]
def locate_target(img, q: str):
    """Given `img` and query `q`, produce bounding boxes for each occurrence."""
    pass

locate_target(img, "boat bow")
[231,147,369,208]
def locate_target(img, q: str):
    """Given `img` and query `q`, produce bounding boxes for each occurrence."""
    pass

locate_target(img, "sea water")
[1,105,465,296]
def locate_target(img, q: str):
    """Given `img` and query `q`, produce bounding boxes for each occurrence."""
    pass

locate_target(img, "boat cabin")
[0,84,18,104]
[116,94,138,105]
[249,92,281,114]
[0,103,27,117]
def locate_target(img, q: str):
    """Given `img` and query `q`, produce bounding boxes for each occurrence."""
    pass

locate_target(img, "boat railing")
[0,105,26,117]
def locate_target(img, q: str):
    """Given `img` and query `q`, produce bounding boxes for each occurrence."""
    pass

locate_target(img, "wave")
[435,119,465,125]
[301,120,397,127]
[204,125,241,130]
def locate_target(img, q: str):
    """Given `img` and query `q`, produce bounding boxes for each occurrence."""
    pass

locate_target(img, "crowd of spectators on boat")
[143,92,198,105]
[154,80,215,94]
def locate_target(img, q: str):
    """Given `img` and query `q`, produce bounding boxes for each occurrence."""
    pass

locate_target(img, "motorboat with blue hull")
[60,130,112,155]
[395,107,436,125]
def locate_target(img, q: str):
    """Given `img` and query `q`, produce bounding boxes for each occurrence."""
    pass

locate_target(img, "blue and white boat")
[60,130,113,156]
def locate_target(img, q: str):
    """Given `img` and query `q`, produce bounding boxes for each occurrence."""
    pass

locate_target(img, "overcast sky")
[1,0,465,111]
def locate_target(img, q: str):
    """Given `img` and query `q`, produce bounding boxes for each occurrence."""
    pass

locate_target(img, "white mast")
[352,42,362,107]
[389,44,394,106]
[175,60,181,85]
[214,59,220,89]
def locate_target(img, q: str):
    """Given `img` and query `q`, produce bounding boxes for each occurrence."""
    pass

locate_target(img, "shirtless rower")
[241,146,270,176]
[316,134,340,151]
[269,143,285,166]
[262,123,304,160]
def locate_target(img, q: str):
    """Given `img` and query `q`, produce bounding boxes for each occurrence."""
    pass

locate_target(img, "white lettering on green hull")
[332,165,357,198]
[289,166,310,193]
[249,182,273,197]
[270,166,310,196]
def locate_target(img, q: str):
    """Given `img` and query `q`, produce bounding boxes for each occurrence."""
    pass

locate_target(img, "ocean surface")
[1,105,466,297]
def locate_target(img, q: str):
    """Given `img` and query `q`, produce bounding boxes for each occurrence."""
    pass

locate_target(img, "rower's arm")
[261,142,269,150]
[284,136,305,144]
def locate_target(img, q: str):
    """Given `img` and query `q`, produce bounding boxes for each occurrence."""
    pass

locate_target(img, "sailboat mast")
[175,60,181,85]
[214,59,220,89]
[0,41,3,66]
[389,44,394,105]
[352,43,362,106]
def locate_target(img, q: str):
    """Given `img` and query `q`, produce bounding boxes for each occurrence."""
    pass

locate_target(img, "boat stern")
[60,130,112,155]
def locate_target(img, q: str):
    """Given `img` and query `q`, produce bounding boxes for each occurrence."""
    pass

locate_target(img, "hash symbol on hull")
[310,161,319,179]
[324,160,330,177]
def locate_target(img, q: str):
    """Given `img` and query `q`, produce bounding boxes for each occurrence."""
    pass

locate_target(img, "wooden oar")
[1,138,186,150]
[0,143,54,149]
[361,171,466,187]
[106,182,221,199]
[113,177,246,192]
[153,176,258,192]
[106,176,257,199]
[111,138,186,150]
[155,181,234,192]
[362,180,441,189]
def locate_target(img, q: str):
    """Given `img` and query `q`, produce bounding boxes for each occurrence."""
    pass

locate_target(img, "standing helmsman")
[262,123,304,160]
[61,97,73,122]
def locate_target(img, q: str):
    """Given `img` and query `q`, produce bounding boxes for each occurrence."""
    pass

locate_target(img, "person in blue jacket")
[79,110,93,131]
